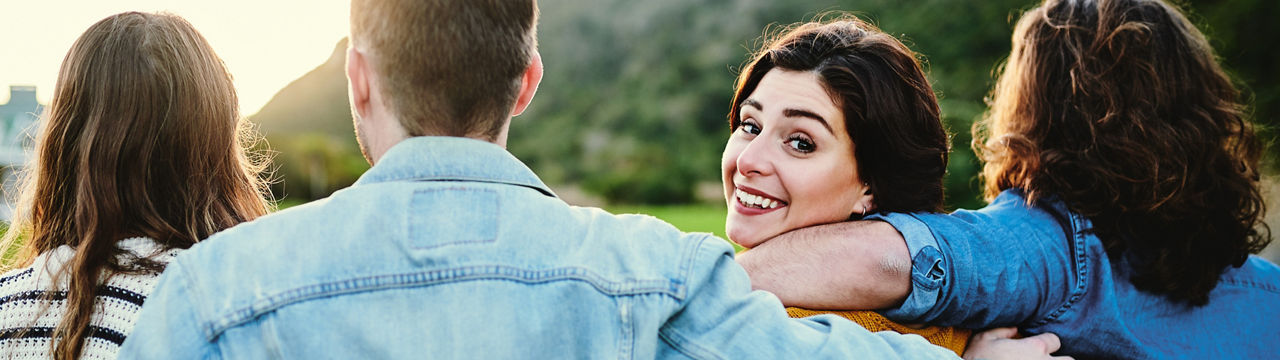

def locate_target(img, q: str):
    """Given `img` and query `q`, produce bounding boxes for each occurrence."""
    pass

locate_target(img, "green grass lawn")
[604,203,742,252]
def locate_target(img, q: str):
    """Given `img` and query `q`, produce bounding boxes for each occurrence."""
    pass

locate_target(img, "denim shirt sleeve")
[866,213,946,321]
[658,234,959,359]
[867,204,1080,329]
[118,259,220,359]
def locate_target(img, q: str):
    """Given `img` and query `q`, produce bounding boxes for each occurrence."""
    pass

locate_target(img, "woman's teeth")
[735,188,781,209]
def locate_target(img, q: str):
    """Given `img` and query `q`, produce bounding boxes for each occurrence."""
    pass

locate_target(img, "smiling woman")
[722,16,966,354]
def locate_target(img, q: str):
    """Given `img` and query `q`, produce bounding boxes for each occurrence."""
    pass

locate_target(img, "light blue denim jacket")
[871,190,1280,359]
[119,136,957,359]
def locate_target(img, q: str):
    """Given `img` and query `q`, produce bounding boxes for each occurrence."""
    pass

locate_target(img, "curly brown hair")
[730,16,950,214]
[975,0,1270,305]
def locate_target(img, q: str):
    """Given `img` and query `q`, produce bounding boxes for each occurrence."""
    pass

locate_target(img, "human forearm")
[736,220,911,310]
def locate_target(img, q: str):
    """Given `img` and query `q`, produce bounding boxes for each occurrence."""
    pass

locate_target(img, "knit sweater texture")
[787,307,971,355]
[0,237,178,359]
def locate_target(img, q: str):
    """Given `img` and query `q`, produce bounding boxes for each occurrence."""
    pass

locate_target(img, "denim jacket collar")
[354,136,556,198]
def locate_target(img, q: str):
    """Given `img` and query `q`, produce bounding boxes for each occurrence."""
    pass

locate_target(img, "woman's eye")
[787,136,816,153]
[739,121,761,135]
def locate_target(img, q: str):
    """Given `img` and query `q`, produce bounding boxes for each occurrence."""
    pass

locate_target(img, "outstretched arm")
[667,233,1068,359]
[742,197,1080,329]
[736,220,912,310]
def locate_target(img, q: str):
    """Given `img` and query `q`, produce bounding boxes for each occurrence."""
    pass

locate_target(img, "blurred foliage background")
[253,0,1278,213]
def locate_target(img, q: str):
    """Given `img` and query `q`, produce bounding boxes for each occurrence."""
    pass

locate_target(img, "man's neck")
[368,116,513,164]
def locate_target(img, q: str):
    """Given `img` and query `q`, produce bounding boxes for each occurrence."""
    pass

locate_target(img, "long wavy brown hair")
[975,0,1269,305]
[0,12,272,358]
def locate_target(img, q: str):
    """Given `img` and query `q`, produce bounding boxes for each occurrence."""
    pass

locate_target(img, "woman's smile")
[733,185,787,213]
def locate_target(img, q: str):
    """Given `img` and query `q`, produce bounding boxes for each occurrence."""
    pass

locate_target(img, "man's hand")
[963,327,1073,360]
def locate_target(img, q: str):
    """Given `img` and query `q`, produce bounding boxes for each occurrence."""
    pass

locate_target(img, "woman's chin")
[726,229,770,249]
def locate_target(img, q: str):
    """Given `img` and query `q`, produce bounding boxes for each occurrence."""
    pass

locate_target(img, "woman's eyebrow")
[742,99,763,111]
[783,108,834,134]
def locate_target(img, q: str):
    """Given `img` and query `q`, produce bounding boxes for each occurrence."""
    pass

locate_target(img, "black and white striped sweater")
[0,237,178,359]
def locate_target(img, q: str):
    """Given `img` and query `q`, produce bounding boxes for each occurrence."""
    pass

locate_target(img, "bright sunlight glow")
[0,0,350,116]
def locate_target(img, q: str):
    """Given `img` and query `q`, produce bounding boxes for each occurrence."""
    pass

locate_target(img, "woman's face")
[722,69,872,248]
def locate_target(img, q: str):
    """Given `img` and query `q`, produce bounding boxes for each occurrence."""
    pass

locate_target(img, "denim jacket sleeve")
[658,234,959,359]
[118,259,220,359]
[867,198,1081,329]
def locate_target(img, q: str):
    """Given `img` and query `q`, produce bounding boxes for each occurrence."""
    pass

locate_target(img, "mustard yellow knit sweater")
[786,307,970,355]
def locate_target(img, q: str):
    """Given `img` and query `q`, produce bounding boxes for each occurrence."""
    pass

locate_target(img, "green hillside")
[249,38,367,200]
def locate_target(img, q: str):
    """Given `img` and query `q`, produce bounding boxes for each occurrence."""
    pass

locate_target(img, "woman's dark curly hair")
[730,15,950,214]
[975,0,1270,305]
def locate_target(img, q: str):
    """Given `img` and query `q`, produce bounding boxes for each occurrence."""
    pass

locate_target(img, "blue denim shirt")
[871,190,1280,359]
[119,136,957,359]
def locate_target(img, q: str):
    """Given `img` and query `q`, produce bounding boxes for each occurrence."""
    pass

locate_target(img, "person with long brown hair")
[0,11,272,359]
[738,0,1280,358]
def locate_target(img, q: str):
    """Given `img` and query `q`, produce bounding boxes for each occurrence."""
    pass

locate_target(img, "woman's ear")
[855,184,875,215]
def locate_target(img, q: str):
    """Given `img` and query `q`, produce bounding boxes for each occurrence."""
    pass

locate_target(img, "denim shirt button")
[911,245,945,291]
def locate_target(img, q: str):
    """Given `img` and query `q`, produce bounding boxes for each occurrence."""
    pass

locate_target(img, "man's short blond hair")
[351,0,537,139]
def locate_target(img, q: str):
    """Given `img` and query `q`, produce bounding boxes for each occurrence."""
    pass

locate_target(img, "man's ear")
[347,47,372,119]
[510,51,543,117]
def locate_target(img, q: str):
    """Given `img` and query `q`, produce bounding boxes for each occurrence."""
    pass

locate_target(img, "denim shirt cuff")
[864,213,944,322]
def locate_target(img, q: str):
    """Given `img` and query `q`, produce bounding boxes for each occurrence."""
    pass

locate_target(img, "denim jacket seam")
[172,258,219,342]
[672,234,719,301]
[1030,209,1090,327]
[359,174,554,197]
[206,265,680,337]
[658,326,723,360]
[1217,278,1280,295]
[654,234,729,360]
[391,176,555,197]
[617,296,634,360]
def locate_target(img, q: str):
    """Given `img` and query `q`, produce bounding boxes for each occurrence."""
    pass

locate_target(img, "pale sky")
[0,0,350,116]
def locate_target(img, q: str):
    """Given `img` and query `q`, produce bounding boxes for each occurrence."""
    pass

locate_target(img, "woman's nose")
[736,136,775,177]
